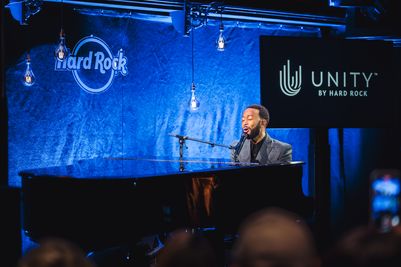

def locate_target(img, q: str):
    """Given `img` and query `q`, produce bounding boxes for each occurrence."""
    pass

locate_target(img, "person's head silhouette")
[323,226,401,267]
[231,207,318,267]
[156,229,218,267]
[18,238,95,267]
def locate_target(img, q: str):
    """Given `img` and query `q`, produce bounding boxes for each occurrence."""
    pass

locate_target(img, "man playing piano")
[189,105,293,226]
[232,104,292,164]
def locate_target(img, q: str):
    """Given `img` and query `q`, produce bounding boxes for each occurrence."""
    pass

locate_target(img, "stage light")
[189,82,200,111]
[5,0,42,25]
[6,1,24,25]
[170,10,186,36]
[22,54,35,87]
[54,28,70,62]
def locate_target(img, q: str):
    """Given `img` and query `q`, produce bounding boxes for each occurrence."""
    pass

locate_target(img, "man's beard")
[247,121,261,140]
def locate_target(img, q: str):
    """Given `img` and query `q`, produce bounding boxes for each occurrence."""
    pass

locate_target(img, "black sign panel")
[260,36,398,128]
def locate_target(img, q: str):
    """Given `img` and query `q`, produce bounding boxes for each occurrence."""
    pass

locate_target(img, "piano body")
[20,158,313,251]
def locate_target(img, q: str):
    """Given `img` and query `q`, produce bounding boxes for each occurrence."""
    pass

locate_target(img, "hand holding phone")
[370,169,400,232]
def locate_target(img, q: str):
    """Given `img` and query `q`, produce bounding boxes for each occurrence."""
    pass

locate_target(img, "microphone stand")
[169,133,234,161]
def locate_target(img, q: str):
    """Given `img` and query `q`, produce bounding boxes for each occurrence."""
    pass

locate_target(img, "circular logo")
[55,35,128,94]
[72,36,115,94]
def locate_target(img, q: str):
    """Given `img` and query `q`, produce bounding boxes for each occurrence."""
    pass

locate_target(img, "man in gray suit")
[231,104,292,164]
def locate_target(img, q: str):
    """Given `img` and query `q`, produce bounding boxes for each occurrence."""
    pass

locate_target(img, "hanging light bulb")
[54,28,70,62]
[188,26,200,111]
[189,82,200,111]
[216,23,226,51]
[22,54,36,87]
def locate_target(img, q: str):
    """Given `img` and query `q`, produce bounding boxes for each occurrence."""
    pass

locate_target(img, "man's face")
[242,108,263,140]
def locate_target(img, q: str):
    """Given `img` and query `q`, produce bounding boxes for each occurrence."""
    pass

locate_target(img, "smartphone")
[369,169,400,232]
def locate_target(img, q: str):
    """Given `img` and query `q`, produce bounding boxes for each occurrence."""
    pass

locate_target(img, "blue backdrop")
[5,8,400,253]
[6,13,318,191]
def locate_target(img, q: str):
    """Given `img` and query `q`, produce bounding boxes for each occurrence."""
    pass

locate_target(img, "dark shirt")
[250,135,266,163]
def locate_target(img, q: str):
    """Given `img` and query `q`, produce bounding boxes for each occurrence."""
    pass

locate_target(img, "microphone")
[233,132,248,162]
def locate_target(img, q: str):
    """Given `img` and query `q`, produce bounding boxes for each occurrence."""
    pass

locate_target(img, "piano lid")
[18,157,303,180]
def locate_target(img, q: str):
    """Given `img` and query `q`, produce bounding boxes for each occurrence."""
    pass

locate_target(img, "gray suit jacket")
[231,133,292,165]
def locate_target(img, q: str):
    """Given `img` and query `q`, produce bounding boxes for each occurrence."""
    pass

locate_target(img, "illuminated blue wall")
[5,8,400,253]
[6,13,318,190]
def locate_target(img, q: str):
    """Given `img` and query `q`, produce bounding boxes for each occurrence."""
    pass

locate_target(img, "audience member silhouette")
[155,229,218,267]
[323,225,401,267]
[17,238,95,267]
[230,207,319,267]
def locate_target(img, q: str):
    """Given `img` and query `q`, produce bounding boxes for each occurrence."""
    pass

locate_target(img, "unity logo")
[278,59,378,97]
[279,60,302,96]
[55,35,128,94]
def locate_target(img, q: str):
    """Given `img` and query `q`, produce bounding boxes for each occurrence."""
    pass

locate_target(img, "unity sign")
[261,36,396,128]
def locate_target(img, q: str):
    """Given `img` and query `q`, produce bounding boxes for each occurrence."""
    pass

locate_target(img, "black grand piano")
[20,157,313,251]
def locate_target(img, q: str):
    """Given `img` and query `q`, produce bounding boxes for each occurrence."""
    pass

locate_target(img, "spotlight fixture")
[216,9,226,51]
[54,28,70,61]
[5,0,42,25]
[22,53,36,86]
[189,27,200,111]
